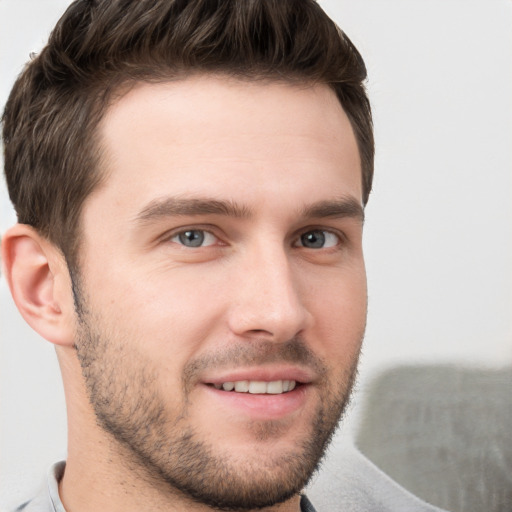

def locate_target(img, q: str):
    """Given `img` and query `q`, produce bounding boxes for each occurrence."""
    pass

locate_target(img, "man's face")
[73,76,366,510]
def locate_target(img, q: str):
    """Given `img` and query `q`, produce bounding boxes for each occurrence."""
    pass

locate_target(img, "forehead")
[87,76,362,221]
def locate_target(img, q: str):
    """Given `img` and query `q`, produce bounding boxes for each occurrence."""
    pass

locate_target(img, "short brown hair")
[2,0,373,268]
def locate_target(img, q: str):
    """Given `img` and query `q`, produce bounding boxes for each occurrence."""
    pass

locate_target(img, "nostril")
[247,329,273,336]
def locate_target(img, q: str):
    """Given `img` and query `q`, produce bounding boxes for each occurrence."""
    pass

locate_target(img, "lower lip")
[202,384,309,420]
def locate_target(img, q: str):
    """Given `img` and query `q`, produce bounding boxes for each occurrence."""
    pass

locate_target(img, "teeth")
[266,381,283,394]
[249,381,267,394]
[234,381,249,392]
[214,380,297,394]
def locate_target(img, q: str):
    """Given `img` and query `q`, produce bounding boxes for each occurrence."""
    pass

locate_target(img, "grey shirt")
[13,446,448,512]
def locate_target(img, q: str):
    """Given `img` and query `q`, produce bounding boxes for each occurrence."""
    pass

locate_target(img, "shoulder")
[10,461,65,512]
[306,443,448,512]
[10,494,50,512]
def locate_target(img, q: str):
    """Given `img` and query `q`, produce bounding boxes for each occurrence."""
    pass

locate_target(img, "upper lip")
[201,365,315,385]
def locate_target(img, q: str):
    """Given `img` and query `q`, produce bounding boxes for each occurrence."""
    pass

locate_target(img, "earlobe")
[2,224,75,347]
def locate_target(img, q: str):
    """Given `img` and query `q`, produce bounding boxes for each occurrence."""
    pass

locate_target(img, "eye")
[170,229,218,248]
[296,229,340,249]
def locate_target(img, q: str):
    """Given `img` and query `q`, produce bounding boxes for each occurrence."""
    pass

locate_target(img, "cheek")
[96,265,228,358]
[305,265,367,353]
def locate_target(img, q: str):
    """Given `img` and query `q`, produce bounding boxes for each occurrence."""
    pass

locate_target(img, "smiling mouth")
[209,380,298,395]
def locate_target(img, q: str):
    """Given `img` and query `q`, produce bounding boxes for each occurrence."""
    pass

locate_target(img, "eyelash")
[293,229,341,249]
[169,229,219,248]
[165,226,345,250]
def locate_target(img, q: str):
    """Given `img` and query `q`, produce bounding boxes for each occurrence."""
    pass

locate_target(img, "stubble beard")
[72,280,362,511]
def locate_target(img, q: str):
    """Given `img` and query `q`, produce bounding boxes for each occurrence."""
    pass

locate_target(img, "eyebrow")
[300,197,365,223]
[135,196,252,223]
[134,195,364,224]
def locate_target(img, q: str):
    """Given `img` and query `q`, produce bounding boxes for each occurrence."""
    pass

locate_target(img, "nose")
[227,244,312,342]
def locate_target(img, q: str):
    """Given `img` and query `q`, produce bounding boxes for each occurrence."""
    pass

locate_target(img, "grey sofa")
[355,365,512,512]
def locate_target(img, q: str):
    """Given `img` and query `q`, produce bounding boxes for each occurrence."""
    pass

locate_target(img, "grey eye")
[299,230,339,249]
[171,230,217,247]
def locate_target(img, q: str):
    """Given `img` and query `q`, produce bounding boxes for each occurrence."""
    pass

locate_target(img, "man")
[1,1,447,511]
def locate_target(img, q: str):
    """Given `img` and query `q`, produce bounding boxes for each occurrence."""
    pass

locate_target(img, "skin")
[3,76,367,512]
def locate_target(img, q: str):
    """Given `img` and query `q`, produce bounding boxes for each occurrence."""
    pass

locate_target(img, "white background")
[1,0,511,508]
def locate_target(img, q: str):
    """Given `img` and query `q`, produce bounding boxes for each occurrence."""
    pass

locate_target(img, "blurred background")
[1,0,511,510]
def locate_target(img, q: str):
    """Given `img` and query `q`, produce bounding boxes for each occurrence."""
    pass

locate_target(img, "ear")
[2,224,76,347]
